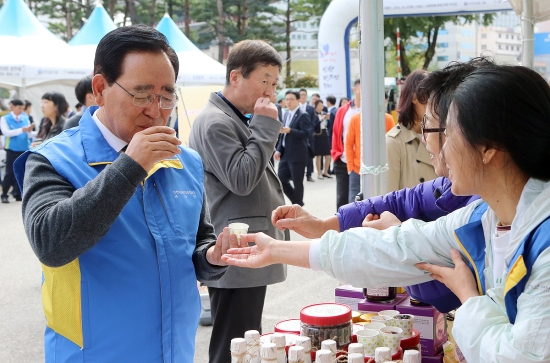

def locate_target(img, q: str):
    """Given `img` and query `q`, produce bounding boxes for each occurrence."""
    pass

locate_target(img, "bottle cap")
[260,343,277,359]
[347,353,364,363]
[314,349,333,363]
[403,349,421,363]
[347,342,363,355]
[230,338,247,354]
[300,303,351,326]
[270,333,286,348]
[375,347,391,362]
[288,346,305,362]
[244,330,260,345]
[320,339,336,354]
[294,336,311,351]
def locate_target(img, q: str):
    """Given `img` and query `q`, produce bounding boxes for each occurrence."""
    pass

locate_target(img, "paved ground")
[0,169,340,363]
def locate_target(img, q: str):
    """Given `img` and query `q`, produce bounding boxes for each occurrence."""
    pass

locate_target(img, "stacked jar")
[299,303,352,352]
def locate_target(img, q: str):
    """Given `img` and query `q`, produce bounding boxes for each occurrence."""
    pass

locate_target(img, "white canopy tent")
[0,0,92,120]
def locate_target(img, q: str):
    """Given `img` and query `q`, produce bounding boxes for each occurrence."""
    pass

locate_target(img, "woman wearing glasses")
[385,69,437,192]
[225,60,550,363]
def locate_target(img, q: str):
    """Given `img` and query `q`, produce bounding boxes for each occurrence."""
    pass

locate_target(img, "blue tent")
[0,0,55,37]
[155,13,225,84]
[69,4,117,46]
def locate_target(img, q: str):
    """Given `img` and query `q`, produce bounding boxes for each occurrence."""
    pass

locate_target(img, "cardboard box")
[422,352,443,363]
[334,285,364,311]
[397,297,447,356]
[357,293,408,313]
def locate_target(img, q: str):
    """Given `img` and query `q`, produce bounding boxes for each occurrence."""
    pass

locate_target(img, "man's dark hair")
[311,93,320,98]
[94,25,179,84]
[225,40,282,85]
[299,88,307,94]
[24,100,32,109]
[285,90,300,100]
[354,79,360,86]
[10,99,24,107]
[314,99,324,107]
[326,95,336,105]
[75,76,93,105]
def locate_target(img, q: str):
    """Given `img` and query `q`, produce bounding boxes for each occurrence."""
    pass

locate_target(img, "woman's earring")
[483,158,486,164]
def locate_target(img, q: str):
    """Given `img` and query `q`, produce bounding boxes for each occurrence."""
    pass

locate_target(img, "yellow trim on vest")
[454,232,484,295]
[42,260,84,348]
[145,158,184,180]
[504,255,527,295]
[88,162,113,166]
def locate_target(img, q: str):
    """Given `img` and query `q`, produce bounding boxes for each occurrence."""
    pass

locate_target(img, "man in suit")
[275,90,312,206]
[63,76,97,130]
[189,40,287,363]
[299,88,317,182]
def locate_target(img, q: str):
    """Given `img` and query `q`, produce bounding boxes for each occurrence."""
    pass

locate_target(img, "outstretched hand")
[415,248,480,304]
[362,211,401,230]
[206,227,246,266]
[271,204,326,238]
[221,232,275,268]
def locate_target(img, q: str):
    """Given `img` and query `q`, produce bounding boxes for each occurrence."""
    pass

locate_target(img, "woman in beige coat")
[386,70,437,192]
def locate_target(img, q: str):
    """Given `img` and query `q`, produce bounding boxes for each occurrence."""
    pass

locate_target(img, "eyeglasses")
[114,81,178,109]
[420,114,445,142]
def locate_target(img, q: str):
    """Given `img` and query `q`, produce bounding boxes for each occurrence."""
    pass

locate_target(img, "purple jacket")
[336,176,480,312]
[337,176,480,230]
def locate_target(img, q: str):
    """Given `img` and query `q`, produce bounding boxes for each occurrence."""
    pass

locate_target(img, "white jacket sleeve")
[453,247,550,362]
[316,200,481,288]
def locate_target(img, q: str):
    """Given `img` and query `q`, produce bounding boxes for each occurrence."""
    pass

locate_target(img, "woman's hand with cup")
[221,232,276,268]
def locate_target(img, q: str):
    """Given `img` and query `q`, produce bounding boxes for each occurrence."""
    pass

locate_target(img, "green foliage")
[33,0,91,41]
[283,73,318,88]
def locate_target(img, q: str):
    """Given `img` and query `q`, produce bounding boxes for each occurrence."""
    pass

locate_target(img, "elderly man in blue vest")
[1,99,33,203]
[14,25,233,363]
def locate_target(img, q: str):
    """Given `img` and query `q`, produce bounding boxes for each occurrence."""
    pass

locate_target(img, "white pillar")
[521,0,535,68]
[359,0,386,198]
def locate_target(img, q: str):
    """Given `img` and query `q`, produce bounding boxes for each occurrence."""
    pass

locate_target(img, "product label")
[366,287,390,297]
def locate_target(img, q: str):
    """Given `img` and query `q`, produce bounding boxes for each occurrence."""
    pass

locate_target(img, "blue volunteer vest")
[14,107,204,363]
[4,113,30,151]
[455,202,550,324]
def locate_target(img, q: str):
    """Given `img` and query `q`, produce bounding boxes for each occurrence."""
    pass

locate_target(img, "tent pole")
[359,0,386,199]
[521,0,534,68]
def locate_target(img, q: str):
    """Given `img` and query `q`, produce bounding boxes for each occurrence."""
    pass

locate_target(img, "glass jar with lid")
[299,303,352,351]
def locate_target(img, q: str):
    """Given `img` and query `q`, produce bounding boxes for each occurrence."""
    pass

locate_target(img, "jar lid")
[300,303,351,326]
[400,329,420,349]
[275,319,301,334]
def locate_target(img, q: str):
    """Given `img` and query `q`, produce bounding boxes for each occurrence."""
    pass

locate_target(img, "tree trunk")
[86,0,92,17]
[399,39,411,76]
[241,0,247,36]
[128,0,138,25]
[285,0,291,79]
[149,0,157,26]
[109,0,115,20]
[184,0,190,36]
[422,27,439,70]
[123,0,129,26]
[217,0,224,63]
[65,3,73,41]
[168,0,173,18]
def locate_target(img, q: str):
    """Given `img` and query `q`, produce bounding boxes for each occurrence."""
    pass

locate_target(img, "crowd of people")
[2,23,550,363]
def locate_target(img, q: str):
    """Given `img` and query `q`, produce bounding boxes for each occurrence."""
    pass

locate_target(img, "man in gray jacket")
[189,40,287,363]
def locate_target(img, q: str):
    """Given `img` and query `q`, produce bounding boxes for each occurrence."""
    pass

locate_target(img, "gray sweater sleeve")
[22,153,227,281]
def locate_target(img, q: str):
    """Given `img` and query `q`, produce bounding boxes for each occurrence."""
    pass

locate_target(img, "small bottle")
[320,339,336,361]
[261,343,278,363]
[364,287,397,303]
[347,353,364,363]
[230,338,247,363]
[314,349,332,363]
[287,346,305,363]
[403,350,421,363]
[294,336,312,363]
[374,347,391,363]
[244,330,260,363]
[347,343,364,355]
[270,333,287,363]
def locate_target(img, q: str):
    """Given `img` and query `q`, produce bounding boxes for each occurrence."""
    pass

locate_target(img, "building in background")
[433,22,478,69]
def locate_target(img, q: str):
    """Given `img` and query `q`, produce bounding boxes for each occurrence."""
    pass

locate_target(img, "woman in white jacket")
[223,61,550,362]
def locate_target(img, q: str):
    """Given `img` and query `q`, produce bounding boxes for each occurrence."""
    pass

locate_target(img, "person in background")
[338,97,349,108]
[64,76,98,130]
[331,80,361,209]
[310,93,327,112]
[313,99,331,180]
[386,70,437,192]
[344,112,361,202]
[223,61,550,363]
[23,100,34,127]
[189,39,287,363]
[15,25,230,363]
[299,88,316,182]
[384,92,395,133]
[325,95,337,175]
[275,90,312,206]
[34,92,69,147]
[0,99,32,203]
[75,103,83,113]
